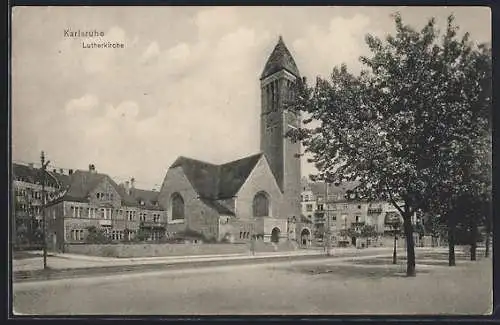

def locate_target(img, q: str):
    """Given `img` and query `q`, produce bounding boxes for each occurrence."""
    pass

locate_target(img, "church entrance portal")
[271,227,280,243]
[301,228,311,247]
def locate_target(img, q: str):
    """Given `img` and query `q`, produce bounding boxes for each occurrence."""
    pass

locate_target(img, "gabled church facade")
[159,37,308,244]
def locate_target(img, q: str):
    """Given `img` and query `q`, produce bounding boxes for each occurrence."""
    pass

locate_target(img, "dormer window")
[140,200,145,206]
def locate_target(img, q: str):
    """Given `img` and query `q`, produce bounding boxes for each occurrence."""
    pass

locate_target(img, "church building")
[158,36,308,244]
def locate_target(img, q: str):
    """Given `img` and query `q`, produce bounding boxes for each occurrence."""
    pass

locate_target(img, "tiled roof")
[261,36,300,80]
[170,153,264,200]
[170,157,220,199]
[218,153,263,198]
[129,188,163,211]
[309,181,361,201]
[63,170,137,206]
[12,164,38,183]
[199,198,235,216]
[13,163,65,189]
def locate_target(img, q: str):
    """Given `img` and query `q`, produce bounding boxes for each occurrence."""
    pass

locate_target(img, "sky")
[11,6,491,190]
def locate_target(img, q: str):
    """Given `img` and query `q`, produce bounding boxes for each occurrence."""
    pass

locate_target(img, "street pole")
[325,181,331,256]
[40,151,50,270]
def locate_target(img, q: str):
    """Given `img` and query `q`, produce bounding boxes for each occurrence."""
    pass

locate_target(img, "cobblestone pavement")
[12,247,492,316]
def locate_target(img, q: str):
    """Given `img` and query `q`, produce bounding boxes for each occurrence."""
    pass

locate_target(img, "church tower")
[260,36,302,221]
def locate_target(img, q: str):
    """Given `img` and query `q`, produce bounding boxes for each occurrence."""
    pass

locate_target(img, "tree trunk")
[470,222,477,261]
[485,218,491,258]
[392,234,397,264]
[403,216,416,277]
[448,217,456,266]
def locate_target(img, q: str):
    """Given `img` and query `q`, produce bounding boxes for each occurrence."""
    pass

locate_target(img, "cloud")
[140,41,160,64]
[195,7,240,39]
[12,7,490,189]
[83,26,129,74]
[292,14,381,78]
[105,100,140,120]
[65,94,99,114]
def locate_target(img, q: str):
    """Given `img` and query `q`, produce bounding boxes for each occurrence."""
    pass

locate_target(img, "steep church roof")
[261,36,300,80]
[170,156,220,199]
[169,153,264,199]
[218,153,263,198]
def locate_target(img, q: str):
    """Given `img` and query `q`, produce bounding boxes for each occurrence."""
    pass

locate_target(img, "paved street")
[11,247,390,272]
[13,248,492,315]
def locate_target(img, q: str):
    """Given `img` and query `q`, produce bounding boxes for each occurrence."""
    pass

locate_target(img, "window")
[332,215,337,221]
[71,229,84,241]
[71,206,75,218]
[317,204,324,211]
[343,204,348,210]
[171,193,185,220]
[358,205,362,209]
[253,192,269,217]
[100,208,106,219]
[306,204,313,212]
[239,232,243,239]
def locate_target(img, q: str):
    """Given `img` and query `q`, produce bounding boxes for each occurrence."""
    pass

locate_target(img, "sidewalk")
[12,246,450,273]
[13,249,326,273]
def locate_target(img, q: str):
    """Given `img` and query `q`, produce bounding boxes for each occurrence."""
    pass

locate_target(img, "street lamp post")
[40,151,50,270]
[392,221,400,265]
[324,181,332,256]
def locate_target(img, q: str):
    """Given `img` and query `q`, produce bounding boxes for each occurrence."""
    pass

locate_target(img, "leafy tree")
[134,228,150,242]
[286,13,490,276]
[425,28,491,265]
[85,226,111,244]
[359,224,378,248]
[425,214,447,246]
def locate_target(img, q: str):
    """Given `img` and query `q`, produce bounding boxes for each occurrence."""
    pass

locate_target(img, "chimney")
[69,169,74,175]
[124,181,130,194]
[28,163,34,169]
[59,168,64,174]
[130,178,135,189]
[89,164,96,173]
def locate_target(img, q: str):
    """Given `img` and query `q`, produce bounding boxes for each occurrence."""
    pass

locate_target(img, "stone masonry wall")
[158,166,219,240]
[64,243,250,258]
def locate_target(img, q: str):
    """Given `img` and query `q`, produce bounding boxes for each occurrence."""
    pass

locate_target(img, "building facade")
[45,166,167,252]
[158,37,306,245]
[12,163,70,249]
[301,180,420,247]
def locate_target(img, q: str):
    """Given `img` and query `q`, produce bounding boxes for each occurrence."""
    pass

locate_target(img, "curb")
[13,253,327,283]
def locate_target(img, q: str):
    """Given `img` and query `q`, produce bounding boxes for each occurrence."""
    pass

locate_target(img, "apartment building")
[44,165,167,252]
[12,163,71,249]
[301,179,419,246]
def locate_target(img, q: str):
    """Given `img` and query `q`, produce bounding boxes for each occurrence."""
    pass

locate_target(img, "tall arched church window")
[171,193,185,220]
[253,192,270,217]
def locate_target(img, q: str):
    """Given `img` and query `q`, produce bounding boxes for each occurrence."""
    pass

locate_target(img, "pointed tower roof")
[260,36,300,80]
